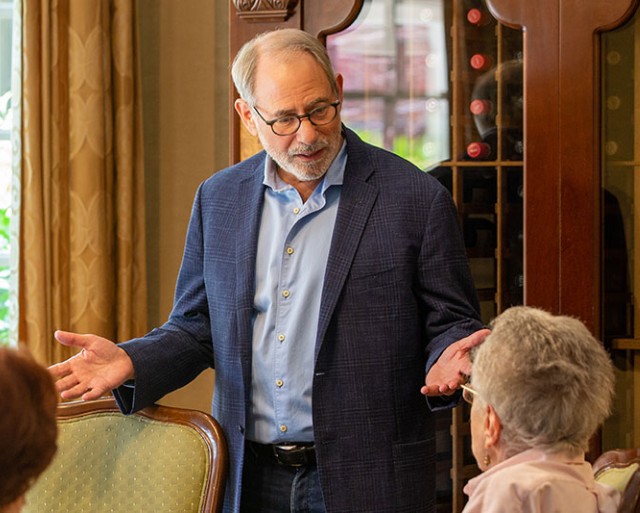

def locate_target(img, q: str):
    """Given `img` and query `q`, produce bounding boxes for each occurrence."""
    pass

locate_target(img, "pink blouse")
[462,448,620,513]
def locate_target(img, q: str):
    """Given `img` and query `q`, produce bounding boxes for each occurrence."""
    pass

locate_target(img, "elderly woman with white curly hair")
[461,306,620,513]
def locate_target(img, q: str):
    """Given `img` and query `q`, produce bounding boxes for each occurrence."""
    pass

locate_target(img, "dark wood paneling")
[557,0,637,334]
[488,0,638,335]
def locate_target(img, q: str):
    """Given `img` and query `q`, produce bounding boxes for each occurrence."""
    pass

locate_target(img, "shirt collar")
[262,140,347,194]
[463,447,590,497]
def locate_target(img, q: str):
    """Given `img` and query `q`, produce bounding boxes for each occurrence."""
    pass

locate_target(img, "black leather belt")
[247,441,316,467]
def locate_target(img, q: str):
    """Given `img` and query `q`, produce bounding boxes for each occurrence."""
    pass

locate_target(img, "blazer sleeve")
[417,184,484,376]
[114,183,215,413]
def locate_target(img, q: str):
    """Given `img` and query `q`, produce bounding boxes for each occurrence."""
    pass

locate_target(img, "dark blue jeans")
[241,444,326,513]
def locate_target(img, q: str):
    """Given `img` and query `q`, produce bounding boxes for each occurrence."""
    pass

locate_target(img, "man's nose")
[295,117,319,144]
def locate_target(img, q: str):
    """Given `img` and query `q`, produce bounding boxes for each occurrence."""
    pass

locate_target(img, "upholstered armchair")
[594,448,640,513]
[24,397,228,513]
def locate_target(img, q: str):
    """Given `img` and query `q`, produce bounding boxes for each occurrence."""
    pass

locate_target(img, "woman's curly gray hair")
[471,306,614,458]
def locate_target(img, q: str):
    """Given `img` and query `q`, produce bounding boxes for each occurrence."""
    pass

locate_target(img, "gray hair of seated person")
[231,28,340,106]
[471,306,614,458]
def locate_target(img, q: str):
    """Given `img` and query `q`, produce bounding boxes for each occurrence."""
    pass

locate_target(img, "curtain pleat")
[19,0,147,365]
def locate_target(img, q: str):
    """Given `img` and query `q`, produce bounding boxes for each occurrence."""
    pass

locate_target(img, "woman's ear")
[234,98,259,136]
[484,404,502,448]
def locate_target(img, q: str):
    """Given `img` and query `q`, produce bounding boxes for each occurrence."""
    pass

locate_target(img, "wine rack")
[447,0,523,319]
[446,1,524,510]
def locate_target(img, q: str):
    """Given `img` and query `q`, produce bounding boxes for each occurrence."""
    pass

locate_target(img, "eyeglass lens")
[272,103,338,135]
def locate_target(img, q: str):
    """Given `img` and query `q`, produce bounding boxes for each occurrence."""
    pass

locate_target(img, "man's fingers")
[48,360,71,379]
[60,382,90,400]
[421,383,457,396]
[54,330,90,349]
[459,328,491,351]
[441,380,459,395]
[421,384,436,396]
[81,387,106,401]
[53,373,80,393]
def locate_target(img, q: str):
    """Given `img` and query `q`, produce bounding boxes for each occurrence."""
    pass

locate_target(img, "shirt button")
[278,334,286,342]
[276,379,284,388]
[293,207,300,215]
[280,424,288,433]
[282,290,290,298]
[286,247,294,255]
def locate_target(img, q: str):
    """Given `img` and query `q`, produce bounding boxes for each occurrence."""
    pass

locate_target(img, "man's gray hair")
[471,306,614,457]
[231,28,340,106]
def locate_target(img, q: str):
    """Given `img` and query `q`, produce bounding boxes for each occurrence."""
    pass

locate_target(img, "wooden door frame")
[487,0,638,334]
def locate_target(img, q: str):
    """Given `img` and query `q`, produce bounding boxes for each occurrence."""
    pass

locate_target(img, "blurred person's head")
[471,59,522,139]
[0,347,58,512]
[467,306,614,471]
[232,29,344,184]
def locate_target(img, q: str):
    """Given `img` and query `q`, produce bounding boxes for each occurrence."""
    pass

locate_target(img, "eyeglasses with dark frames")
[252,100,341,136]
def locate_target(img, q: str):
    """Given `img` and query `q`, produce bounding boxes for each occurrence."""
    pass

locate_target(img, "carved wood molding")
[232,0,299,23]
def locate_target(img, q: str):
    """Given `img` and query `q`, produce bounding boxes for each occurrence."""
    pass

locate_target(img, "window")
[327,0,450,170]
[0,0,13,346]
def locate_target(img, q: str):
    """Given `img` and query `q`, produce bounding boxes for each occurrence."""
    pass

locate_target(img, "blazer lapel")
[234,157,266,381]
[316,136,378,357]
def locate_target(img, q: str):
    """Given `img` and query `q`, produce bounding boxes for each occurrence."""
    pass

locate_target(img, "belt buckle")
[272,444,306,467]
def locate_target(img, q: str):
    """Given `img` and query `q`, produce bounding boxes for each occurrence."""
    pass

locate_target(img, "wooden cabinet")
[229,0,637,328]
[228,0,640,510]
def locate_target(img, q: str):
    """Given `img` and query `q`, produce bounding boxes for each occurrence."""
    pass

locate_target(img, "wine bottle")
[466,8,491,26]
[503,129,524,161]
[604,141,619,156]
[469,53,493,72]
[606,51,621,65]
[469,99,492,115]
[511,139,524,159]
[506,174,523,202]
[466,141,492,160]
[512,273,524,290]
[606,95,621,110]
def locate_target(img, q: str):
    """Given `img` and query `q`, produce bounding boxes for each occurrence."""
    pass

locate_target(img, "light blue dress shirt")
[247,142,347,444]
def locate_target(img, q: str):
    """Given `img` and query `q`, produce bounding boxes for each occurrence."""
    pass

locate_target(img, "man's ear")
[484,404,502,448]
[234,98,258,136]
[335,73,344,104]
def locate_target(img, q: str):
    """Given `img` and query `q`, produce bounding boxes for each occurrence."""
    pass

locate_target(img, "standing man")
[51,29,488,513]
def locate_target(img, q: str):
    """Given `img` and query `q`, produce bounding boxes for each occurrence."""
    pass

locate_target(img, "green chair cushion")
[595,462,640,492]
[24,412,210,513]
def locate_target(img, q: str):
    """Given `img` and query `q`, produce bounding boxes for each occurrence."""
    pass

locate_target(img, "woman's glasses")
[461,383,479,405]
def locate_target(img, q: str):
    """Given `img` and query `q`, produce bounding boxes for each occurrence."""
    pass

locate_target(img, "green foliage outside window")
[351,128,441,172]
[0,208,9,346]
[0,89,11,346]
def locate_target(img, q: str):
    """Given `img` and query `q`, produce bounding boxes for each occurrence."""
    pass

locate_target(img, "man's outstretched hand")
[48,330,135,401]
[421,328,491,396]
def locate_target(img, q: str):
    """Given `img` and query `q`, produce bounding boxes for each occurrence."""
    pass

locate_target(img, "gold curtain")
[19,0,147,365]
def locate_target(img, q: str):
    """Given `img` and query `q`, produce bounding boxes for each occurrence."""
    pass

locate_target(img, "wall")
[137,0,229,412]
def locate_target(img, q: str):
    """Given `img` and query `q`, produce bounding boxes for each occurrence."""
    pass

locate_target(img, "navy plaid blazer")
[115,127,483,513]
